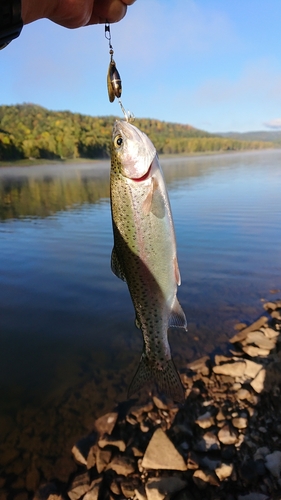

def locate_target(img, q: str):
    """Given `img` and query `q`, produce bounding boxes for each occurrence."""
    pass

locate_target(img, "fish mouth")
[131,163,152,182]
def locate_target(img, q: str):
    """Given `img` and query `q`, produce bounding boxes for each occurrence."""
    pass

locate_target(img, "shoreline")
[0,147,280,169]
[2,300,280,500]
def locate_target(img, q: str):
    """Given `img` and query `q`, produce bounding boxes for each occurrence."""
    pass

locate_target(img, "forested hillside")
[0,104,274,161]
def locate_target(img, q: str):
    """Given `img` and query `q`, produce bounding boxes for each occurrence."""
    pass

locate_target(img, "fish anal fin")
[169,297,187,330]
[111,247,126,282]
[174,256,181,286]
[135,317,141,329]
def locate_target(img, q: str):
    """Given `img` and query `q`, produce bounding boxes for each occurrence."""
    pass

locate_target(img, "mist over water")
[0,150,280,473]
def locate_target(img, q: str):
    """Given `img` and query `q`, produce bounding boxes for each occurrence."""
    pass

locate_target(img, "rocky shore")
[2,300,281,500]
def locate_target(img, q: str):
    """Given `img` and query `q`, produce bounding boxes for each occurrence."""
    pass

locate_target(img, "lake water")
[0,150,281,484]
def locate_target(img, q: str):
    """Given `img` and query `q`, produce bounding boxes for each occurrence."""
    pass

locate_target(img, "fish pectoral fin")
[169,297,187,330]
[142,184,154,215]
[111,247,126,282]
[174,256,181,286]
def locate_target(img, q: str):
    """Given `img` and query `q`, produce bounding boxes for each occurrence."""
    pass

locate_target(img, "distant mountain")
[219,130,281,143]
[0,104,275,161]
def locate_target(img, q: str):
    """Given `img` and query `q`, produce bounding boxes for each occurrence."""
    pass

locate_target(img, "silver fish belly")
[110,120,187,403]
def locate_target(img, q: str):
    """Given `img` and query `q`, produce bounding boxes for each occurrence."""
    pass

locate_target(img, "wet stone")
[98,436,126,452]
[68,472,90,500]
[250,368,266,393]
[218,424,238,445]
[107,455,136,476]
[83,479,102,500]
[195,411,215,429]
[242,331,276,350]
[94,412,118,436]
[187,356,210,375]
[145,477,187,500]
[142,428,187,470]
[232,417,248,429]
[72,436,95,466]
[96,448,112,473]
[192,469,220,489]
[230,316,268,343]
[213,361,246,377]
[242,345,270,357]
[194,431,220,452]
[215,463,233,481]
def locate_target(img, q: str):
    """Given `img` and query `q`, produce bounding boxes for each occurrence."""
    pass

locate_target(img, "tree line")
[0,104,274,161]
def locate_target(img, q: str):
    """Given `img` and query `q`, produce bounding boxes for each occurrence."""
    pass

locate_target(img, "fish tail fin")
[155,358,185,404]
[128,354,185,404]
[128,353,154,399]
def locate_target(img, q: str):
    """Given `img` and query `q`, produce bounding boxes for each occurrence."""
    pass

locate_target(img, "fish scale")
[110,120,187,403]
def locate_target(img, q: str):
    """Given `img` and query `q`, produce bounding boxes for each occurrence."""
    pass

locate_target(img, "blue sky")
[1,0,281,132]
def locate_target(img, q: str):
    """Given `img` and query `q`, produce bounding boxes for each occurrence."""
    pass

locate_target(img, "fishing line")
[105,23,134,122]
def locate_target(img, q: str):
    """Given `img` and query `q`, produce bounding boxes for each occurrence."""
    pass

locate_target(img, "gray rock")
[192,469,220,489]
[106,455,136,476]
[194,431,220,452]
[145,477,187,500]
[94,412,118,436]
[265,450,281,478]
[68,473,90,500]
[142,428,187,470]
[215,463,233,481]
[218,424,238,445]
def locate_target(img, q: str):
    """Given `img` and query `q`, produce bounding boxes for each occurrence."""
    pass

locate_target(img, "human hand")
[22,0,136,29]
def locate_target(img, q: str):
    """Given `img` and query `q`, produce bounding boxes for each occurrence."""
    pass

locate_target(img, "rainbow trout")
[110,120,187,403]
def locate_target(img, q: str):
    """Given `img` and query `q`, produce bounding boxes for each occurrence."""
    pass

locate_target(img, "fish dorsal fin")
[169,297,187,330]
[111,247,126,282]
[174,256,181,286]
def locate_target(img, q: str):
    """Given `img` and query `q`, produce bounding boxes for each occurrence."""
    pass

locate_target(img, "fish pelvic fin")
[169,297,187,330]
[128,354,185,404]
[111,247,126,282]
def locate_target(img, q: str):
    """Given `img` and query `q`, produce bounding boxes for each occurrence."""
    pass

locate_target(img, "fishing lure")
[105,24,134,122]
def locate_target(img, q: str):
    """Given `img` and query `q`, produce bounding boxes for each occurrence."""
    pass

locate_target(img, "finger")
[88,0,135,25]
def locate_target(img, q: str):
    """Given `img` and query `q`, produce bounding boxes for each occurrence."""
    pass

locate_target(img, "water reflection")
[0,151,281,493]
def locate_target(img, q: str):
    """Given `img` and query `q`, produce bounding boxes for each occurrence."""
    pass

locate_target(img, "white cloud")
[264,118,281,129]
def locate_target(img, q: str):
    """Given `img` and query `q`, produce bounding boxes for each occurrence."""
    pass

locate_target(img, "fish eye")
[114,135,123,148]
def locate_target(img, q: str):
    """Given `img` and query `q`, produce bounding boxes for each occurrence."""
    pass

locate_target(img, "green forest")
[0,104,275,161]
